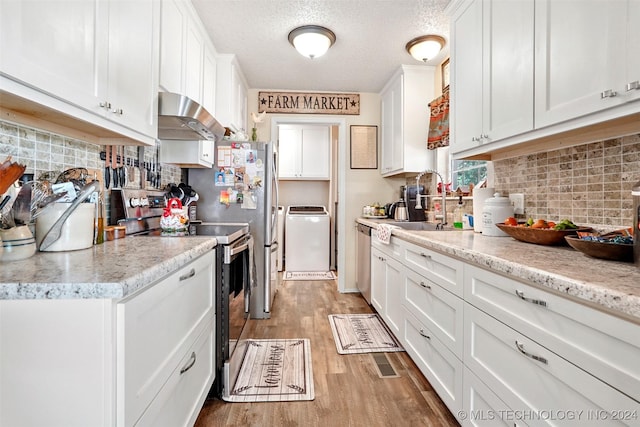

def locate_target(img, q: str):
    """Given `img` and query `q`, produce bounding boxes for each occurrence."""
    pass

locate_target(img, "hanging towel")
[376,224,399,244]
[427,88,450,150]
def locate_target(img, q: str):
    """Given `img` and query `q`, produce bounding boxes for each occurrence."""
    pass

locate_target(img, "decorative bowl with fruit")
[495,218,591,245]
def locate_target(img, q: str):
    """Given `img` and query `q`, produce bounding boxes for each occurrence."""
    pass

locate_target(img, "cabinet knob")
[600,89,617,99]
[99,101,111,109]
[626,81,640,91]
[110,107,124,115]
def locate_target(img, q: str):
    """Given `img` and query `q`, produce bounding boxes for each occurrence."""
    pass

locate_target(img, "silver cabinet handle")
[419,252,431,259]
[99,101,111,109]
[419,329,431,339]
[180,351,197,374]
[626,81,640,91]
[419,281,431,290]
[601,89,617,98]
[515,341,548,365]
[110,107,123,115]
[179,268,196,281]
[471,136,480,142]
[515,290,547,307]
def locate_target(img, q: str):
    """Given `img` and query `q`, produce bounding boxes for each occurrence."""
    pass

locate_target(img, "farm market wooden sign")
[258,91,360,115]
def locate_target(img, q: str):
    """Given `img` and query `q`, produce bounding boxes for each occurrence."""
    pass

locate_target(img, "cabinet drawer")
[117,251,215,427]
[401,240,463,297]
[462,366,528,427]
[464,264,640,403]
[403,308,463,416]
[371,231,402,260]
[136,323,215,427]
[403,268,464,358]
[465,304,640,426]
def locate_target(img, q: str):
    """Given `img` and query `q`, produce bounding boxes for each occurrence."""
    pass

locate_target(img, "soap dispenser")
[453,196,464,229]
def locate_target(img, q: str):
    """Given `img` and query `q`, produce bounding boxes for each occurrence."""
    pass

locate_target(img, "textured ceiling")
[191,0,451,93]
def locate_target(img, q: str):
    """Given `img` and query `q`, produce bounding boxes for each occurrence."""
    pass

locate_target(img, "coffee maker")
[402,185,427,222]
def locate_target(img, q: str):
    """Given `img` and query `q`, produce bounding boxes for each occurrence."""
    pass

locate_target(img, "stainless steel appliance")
[190,222,252,397]
[404,185,427,222]
[188,140,279,320]
[356,223,372,304]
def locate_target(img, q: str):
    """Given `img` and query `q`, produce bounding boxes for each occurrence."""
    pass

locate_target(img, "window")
[451,159,488,189]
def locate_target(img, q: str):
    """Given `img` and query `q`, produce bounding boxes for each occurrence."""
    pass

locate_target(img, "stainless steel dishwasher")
[356,223,372,304]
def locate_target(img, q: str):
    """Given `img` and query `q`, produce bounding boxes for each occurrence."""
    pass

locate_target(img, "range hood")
[157,92,226,141]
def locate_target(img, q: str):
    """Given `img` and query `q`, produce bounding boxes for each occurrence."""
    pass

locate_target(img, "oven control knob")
[129,197,141,207]
[140,197,150,207]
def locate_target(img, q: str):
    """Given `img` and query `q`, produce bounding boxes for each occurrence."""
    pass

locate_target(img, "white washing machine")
[285,205,330,271]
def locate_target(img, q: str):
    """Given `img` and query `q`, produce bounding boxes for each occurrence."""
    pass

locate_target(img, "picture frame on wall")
[441,58,450,90]
[350,125,377,169]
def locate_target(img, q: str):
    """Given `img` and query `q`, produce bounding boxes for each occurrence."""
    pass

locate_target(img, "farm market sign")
[258,91,360,115]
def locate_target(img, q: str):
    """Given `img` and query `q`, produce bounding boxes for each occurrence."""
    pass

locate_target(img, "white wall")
[247,89,404,293]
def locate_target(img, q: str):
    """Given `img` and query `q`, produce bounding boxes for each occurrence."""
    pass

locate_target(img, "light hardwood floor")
[195,277,460,427]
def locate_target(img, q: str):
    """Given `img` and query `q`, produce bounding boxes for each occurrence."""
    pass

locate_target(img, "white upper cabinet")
[450,0,534,154]
[379,65,435,176]
[278,124,330,180]
[159,0,217,116]
[534,0,628,127]
[0,0,159,145]
[215,54,248,132]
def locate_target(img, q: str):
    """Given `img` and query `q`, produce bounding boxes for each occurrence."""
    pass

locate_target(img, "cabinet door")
[184,22,204,104]
[383,255,403,340]
[300,126,330,179]
[380,86,395,174]
[278,127,301,178]
[482,0,534,142]
[107,0,158,138]
[202,45,217,115]
[159,0,185,94]
[451,0,483,153]
[370,247,387,314]
[534,0,627,128]
[0,0,107,112]
[390,76,403,173]
[626,0,640,103]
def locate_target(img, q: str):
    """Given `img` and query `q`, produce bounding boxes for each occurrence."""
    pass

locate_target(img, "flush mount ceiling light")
[405,35,446,62]
[288,25,336,59]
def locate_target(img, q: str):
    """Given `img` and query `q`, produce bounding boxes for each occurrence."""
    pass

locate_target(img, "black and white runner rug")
[224,338,314,402]
[328,314,404,355]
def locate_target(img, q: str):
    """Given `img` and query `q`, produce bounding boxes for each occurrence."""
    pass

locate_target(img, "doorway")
[270,117,346,289]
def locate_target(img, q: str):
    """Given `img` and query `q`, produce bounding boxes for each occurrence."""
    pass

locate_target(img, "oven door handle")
[224,235,252,264]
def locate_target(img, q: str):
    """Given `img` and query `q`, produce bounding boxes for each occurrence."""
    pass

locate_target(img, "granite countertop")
[359,218,640,323]
[0,236,217,300]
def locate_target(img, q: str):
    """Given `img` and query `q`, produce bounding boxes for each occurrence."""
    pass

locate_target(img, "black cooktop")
[191,223,249,244]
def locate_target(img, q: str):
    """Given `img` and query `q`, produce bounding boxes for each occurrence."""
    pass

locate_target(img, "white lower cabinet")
[465,304,640,426]
[370,236,404,341]
[0,250,216,427]
[462,366,528,427]
[403,309,464,414]
[364,228,640,426]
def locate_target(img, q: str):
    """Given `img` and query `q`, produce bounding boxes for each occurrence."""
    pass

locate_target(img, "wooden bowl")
[494,223,590,245]
[565,236,634,262]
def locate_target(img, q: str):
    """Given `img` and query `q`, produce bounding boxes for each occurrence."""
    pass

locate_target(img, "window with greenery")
[451,159,487,189]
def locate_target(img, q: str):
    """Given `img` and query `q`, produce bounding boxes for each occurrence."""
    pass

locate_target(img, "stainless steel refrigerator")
[188,140,279,319]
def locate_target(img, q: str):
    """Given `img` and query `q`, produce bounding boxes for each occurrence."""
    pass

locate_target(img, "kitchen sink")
[387,221,453,231]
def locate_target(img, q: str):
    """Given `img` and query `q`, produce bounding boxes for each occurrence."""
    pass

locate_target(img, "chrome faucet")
[415,169,447,227]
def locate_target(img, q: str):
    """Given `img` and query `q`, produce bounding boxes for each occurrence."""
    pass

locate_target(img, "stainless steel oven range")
[190,222,252,398]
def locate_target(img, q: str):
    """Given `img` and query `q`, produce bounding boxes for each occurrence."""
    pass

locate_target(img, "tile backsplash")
[493,134,640,229]
[0,119,182,189]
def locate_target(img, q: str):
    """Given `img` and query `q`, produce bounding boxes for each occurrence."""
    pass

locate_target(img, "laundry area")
[276,123,338,276]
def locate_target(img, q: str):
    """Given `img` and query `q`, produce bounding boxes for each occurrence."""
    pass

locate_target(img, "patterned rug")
[284,271,336,281]
[223,338,314,402]
[328,314,404,355]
